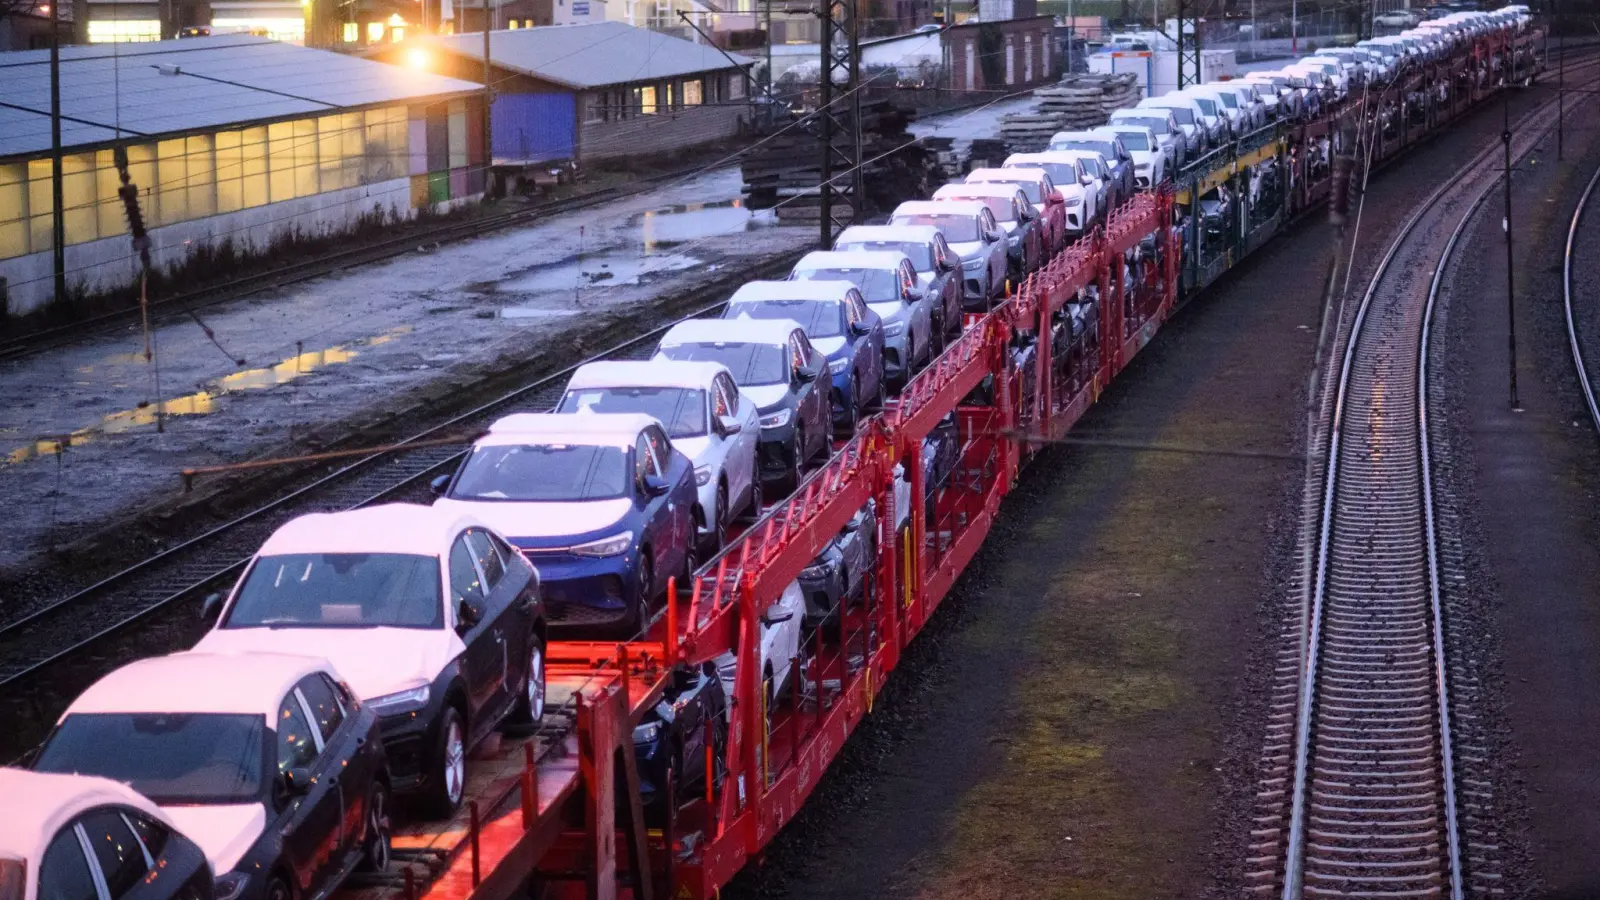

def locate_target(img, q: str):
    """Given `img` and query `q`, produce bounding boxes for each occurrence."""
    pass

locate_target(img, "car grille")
[384,732,424,779]
[548,602,628,625]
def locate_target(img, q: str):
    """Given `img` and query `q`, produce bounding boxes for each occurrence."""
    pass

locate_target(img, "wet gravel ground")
[716,84,1583,899]
[1441,101,1600,898]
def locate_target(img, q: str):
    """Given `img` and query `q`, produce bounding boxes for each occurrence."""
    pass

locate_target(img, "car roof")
[480,411,656,450]
[835,224,941,245]
[656,313,800,344]
[1049,129,1102,140]
[1111,107,1172,118]
[729,279,857,304]
[796,249,912,271]
[565,359,728,393]
[64,650,336,721]
[892,198,988,218]
[968,166,1048,184]
[257,502,486,558]
[660,316,802,348]
[1005,152,1086,169]
[0,769,174,876]
[1031,148,1103,165]
[933,183,1024,201]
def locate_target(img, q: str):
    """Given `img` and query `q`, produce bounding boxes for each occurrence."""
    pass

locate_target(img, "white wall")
[2,176,474,319]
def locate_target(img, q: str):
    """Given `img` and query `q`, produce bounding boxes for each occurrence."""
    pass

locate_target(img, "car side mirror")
[840,518,860,534]
[718,415,743,436]
[643,473,672,497]
[430,474,451,496]
[850,320,872,337]
[456,598,482,634]
[281,767,313,798]
[1080,174,1094,186]
[201,591,224,623]
[761,610,795,627]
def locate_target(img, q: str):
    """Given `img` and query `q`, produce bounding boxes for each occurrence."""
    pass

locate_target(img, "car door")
[847,289,884,397]
[933,236,961,328]
[464,528,518,726]
[447,534,503,741]
[713,372,756,511]
[898,259,928,354]
[644,425,693,571]
[39,807,209,900]
[634,433,674,587]
[980,210,1005,290]
[793,332,829,434]
[273,687,346,897]
[294,673,373,874]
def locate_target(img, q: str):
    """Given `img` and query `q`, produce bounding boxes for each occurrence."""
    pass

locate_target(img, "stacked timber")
[741,100,937,222]
[996,73,1143,151]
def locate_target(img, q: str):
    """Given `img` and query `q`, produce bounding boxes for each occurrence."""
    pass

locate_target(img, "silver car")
[791,249,934,387]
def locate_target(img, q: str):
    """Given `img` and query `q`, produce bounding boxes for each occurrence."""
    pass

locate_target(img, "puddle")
[6,326,411,465]
[633,200,777,252]
[497,307,583,320]
[495,252,702,295]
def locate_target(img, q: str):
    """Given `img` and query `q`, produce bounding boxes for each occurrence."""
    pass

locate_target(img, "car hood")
[947,240,983,260]
[916,271,935,288]
[1131,150,1159,166]
[999,220,1018,234]
[161,804,265,875]
[433,496,632,543]
[868,301,907,324]
[195,627,458,701]
[811,335,848,356]
[740,383,792,409]
[672,435,712,465]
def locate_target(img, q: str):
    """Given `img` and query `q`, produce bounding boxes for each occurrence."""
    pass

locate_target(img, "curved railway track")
[1562,159,1600,432]
[1254,81,1594,899]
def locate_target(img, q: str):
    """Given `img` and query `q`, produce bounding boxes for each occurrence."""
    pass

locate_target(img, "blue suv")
[433,412,698,638]
[723,280,887,429]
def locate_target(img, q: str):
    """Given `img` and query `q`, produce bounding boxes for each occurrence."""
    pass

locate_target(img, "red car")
[964,167,1070,254]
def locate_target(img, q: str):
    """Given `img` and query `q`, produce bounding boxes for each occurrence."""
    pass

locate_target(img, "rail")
[1562,160,1600,432]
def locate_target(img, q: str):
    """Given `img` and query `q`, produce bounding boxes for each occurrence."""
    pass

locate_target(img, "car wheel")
[711,482,728,553]
[361,782,392,872]
[870,375,889,413]
[788,425,805,492]
[508,636,546,726]
[422,706,466,818]
[853,370,869,425]
[265,877,292,900]
[681,542,699,590]
[904,337,917,380]
[744,478,763,523]
[634,557,655,633]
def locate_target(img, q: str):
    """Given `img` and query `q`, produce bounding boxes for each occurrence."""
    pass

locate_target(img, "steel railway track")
[1562,160,1600,433]
[1256,84,1589,899]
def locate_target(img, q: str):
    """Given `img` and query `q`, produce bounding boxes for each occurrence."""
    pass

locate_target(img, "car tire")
[818,414,835,463]
[711,482,728,553]
[870,376,888,413]
[788,425,805,492]
[744,478,763,523]
[265,876,292,900]
[508,635,546,726]
[633,556,655,634]
[361,782,392,872]
[681,542,699,592]
[422,706,467,819]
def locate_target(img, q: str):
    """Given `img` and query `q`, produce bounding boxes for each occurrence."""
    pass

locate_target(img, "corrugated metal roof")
[0,35,482,159]
[420,21,751,91]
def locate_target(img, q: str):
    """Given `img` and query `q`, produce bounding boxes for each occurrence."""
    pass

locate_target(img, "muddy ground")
[720,84,1576,899]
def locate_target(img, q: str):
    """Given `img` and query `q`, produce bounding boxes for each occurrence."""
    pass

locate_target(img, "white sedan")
[714,579,806,712]
[558,359,760,553]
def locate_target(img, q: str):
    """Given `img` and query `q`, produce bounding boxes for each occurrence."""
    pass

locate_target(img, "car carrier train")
[0,10,1545,900]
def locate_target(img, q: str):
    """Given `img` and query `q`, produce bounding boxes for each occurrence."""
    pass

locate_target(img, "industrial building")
[374,21,752,166]
[0,34,485,319]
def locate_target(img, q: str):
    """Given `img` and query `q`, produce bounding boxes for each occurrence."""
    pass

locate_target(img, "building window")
[94,150,124,239]
[664,82,675,111]
[508,18,519,27]
[155,138,188,226]
[1004,36,1015,85]
[637,85,657,115]
[368,21,385,42]
[1023,34,1033,82]
[343,22,358,41]
[584,94,605,124]
[683,79,703,106]
[87,20,160,42]
[727,73,745,100]
[0,164,25,258]
[61,153,97,244]
[186,134,216,219]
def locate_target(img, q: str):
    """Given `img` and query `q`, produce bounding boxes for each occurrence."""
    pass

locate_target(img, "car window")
[226,553,442,630]
[981,209,998,232]
[635,435,660,480]
[712,375,734,417]
[79,809,148,898]
[122,811,168,860]
[296,674,345,745]
[464,529,505,589]
[448,537,486,607]
[848,290,869,321]
[276,693,319,772]
[38,828,96,900]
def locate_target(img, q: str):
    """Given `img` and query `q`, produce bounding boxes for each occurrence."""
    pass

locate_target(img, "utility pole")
[49,0,66,308]
[1503,91,1520,410]
[1556,0,1564,160]
[1291,0,1297,53]
[816,0,861,247]
[482,0,494,197]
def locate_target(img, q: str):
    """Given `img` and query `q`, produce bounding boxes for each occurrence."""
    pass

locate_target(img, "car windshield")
[1018,162,1077,186]
[726,298,844,337]
[1056,140,1116,162]
[1119,115,1170,135]
[659,341,788,386]
[893,213,978,243]
[1159,105,1196,125]
[981,179,1042,203]
[451,443,629,502]
[225,552,443,628]
[836,240,934,271]
[558,386,706,438]
[36,713,266,804]
[955,195,1016,223]
[1191,96,1218,115]
[1115,130,1151,151]
[795,267,900,302]
[1213,92,1239,108]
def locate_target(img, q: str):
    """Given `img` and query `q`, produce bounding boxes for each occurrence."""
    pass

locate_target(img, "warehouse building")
[375,22,752,166]
[0,34,484,319]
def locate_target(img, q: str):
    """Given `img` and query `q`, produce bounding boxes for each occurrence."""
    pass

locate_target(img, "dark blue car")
[724,280,887,428]
[433,411,698,638]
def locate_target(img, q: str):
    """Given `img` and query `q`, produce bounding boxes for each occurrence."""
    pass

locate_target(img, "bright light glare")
[405,47,429,69]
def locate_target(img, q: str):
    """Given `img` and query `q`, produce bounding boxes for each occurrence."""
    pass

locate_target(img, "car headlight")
[962,257,984,271]
[367,685,430,716]
[1064,196,1083,207]
[760,408,793,429]
[1136,162,1152,171]
[828,357,850,375]
[571,531,633,557]
[214,874,250,900]
[884,321,904,336]
[694,466,712,486]
[632,721,661,743]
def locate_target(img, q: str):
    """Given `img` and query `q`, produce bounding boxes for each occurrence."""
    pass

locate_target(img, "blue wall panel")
[492,93,576,163]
